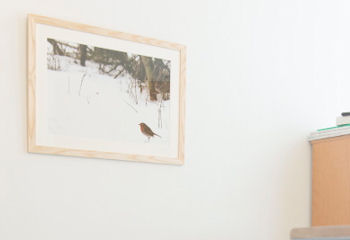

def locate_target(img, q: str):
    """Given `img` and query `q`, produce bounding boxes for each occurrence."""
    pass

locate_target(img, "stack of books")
[336,112,350,126]
[308,112,350,141]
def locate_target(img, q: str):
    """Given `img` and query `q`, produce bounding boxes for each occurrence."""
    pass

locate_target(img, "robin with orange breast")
[138,123,161,141]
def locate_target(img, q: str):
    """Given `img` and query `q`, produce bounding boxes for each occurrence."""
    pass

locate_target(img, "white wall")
[2,0,350,239]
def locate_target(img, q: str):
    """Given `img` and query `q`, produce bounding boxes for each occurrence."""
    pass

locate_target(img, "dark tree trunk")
[79,44,87,66]
[140,56,157,101]
[47,39,64,56]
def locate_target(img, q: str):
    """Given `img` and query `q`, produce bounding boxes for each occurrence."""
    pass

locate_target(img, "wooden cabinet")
[311,134,350,226]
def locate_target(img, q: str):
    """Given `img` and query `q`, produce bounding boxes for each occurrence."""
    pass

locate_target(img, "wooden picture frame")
[27,14,186,165]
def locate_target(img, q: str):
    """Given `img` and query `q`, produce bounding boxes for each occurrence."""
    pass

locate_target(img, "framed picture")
[27,14,186,165]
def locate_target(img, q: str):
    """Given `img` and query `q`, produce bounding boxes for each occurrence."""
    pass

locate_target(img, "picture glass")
[34,23,180,159]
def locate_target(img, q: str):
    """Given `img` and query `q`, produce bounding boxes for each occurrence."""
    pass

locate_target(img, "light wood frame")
[27,14,186,165]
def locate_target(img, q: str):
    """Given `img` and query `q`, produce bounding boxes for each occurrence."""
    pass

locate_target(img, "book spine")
[336,116,350,126]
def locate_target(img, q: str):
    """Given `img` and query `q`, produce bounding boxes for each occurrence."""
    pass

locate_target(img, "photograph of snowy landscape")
[46,37,172,148]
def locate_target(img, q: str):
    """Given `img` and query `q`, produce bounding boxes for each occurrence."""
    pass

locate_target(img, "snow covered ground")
[47,56,170,147]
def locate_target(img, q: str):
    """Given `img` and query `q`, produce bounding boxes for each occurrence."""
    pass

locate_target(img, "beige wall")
[2,0,350,239]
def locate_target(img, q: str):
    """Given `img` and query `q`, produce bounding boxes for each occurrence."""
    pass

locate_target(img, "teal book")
[318,124,350,131]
